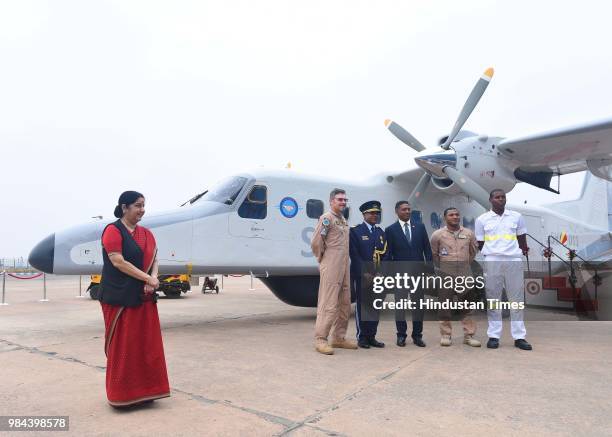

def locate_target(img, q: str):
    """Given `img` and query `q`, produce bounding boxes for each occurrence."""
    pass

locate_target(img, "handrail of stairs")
[526,233,600,307]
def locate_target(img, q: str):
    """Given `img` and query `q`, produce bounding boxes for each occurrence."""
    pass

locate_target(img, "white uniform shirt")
[475,210,527,258]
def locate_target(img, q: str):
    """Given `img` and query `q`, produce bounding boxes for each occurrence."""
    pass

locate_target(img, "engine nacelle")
[430,176,462,194]
[414,135,517,197]
[437,130,478,147]
[458,143,516,195]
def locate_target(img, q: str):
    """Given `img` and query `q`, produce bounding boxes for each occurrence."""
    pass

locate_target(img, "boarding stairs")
[524,234,602,316]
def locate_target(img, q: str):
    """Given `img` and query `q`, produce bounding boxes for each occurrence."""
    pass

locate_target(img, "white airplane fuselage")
[28,167,609,307]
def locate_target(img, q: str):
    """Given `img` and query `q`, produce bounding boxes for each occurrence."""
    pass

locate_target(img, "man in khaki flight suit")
[311,188,358,355]
[430,207,481,347]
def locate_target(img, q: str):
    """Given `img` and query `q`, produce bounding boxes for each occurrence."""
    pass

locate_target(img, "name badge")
[362,235,369,241]
[458,235,467,239]
[441,247,448,256]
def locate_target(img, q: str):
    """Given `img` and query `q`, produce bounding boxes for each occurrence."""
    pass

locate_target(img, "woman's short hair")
[114,191,144,218]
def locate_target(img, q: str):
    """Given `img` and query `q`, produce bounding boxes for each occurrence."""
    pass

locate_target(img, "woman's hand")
[146,275,160,289]
[144,284,156,294]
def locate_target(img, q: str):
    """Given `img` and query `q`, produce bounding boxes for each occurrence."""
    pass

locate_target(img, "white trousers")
[484,257,527,340]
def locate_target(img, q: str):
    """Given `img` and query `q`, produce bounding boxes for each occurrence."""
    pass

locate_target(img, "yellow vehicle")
[157,274,191,298]
[87,274,191,300]
[87,275,102,300]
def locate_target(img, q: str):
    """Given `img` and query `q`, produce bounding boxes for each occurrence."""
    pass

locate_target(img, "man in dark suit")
[349,200,388,349]
[385,200,432,347]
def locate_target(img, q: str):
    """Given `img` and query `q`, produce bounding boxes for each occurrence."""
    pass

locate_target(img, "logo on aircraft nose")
[279,197,299,218]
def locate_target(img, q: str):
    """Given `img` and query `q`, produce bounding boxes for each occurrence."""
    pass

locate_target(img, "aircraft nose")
[28,233,55,273]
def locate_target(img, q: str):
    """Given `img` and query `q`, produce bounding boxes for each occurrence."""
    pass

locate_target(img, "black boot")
[368,337,385,348]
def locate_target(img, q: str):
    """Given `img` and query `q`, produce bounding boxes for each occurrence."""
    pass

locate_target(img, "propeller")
[441,68,494,150]
[443,166,490,208]
[407,173,431,206]
[384,119,426,152]
[385,67,495,208]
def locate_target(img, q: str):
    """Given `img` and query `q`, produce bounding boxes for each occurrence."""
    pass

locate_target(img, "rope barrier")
[6,272,44,280]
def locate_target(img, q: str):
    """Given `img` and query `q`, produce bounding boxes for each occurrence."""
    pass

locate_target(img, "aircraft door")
[523,214,545,262]
[228,184,268,238]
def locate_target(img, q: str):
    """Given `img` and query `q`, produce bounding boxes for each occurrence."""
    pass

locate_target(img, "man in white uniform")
[475,189,533,351]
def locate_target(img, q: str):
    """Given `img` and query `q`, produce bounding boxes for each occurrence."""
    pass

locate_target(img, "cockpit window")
[194,176,248,205]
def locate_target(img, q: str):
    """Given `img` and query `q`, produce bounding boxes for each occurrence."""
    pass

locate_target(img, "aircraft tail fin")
[544,172,611,231]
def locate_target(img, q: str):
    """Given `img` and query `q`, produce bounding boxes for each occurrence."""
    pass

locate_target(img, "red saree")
[100,225,170,406]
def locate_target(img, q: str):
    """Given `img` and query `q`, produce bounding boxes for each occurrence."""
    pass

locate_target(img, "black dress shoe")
[368,337,385,348]
[487,338,499,349]
[514,339,533,351]
[358,339,370,349]
[396,337,406,347]
[412,338,426,347]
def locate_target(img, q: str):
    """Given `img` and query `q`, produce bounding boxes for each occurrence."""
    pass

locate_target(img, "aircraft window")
[197,176,248,205]
[238,185,267,219]
[411,210,422,224]
[430,212,442,230]
[306,199,324,219]
[463,216,475,231]
[342,207,350,220]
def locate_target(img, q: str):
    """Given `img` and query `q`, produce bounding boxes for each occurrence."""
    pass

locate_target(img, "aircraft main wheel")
[89,285,100,300]
[215,286,219,294]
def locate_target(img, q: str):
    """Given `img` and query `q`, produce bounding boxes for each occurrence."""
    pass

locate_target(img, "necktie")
[404,223,411,244]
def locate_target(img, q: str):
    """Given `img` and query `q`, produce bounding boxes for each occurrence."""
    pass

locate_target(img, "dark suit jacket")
[385,221,433,262]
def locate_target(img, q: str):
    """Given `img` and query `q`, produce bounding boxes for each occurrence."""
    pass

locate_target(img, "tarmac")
[0,275,611,437]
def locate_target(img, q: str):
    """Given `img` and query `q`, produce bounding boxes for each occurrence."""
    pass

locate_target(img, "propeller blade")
[407,173,431,206]
[384,119,426,152]
[441,67,494,150]
[443,166,490,209]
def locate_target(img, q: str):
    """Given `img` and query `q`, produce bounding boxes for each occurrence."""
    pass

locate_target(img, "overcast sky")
[1,0,611,256]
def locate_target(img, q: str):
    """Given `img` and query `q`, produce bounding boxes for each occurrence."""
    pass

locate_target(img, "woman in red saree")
[100,191,170,407]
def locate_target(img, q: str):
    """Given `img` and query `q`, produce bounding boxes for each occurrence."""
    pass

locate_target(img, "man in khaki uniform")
[430,207,481,347]
[311,188,358,355]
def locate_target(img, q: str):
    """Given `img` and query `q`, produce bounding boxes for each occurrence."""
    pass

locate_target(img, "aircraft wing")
[498,118,612,178]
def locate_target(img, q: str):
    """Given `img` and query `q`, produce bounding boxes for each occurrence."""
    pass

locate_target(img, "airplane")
[28,68,612,310]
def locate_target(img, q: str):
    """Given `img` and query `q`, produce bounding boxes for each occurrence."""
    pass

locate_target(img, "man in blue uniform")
[350,200,387,349]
